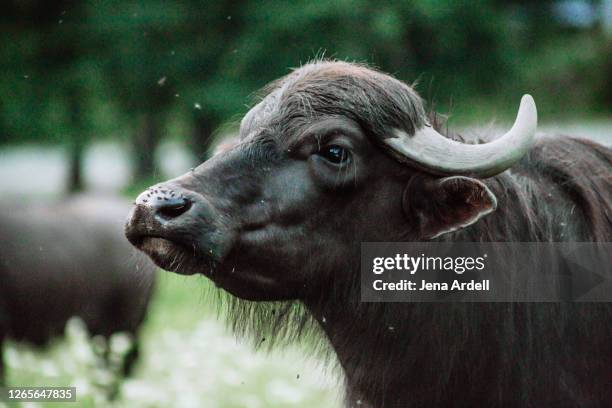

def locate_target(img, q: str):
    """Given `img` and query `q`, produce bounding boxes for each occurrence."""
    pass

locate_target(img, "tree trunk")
[132,113,162,183]
[67,140,84,192]
[66,87,85,193]
[191,112,220,163]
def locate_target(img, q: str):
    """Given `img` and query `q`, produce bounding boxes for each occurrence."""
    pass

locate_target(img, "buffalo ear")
[403,176,497,239]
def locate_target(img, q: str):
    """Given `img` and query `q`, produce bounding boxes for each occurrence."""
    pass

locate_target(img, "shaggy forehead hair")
[241,61,427,141]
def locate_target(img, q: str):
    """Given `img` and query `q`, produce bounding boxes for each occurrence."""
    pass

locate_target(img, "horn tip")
[519,94,538,130]
[521,93,534,103]
[520,94,537,116]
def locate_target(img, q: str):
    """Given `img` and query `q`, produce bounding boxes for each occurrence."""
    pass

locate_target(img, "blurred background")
[0,0,610,407]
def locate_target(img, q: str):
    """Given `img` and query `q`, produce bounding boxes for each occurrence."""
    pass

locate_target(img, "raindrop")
[227,15,232,20]
[194,103,202,110]
[157,76,167,86]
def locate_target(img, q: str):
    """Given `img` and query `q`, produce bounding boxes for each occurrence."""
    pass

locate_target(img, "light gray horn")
[384,94,538,177]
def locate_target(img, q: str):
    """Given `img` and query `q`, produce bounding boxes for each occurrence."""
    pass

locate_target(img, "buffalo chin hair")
[202,280,329,355]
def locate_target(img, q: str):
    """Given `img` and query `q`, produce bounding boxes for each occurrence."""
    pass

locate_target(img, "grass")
[3,272,342,408]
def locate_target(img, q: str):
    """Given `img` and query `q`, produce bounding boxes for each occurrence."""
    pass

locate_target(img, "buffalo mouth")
[127,224,301,300]
[127,232,215,276]
[140,237,195,275]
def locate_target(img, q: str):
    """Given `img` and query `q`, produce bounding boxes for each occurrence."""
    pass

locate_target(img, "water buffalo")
[125,61,611,407]
[0,194,155,382]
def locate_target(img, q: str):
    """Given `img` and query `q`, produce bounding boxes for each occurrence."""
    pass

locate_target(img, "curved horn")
[384,95,538,177]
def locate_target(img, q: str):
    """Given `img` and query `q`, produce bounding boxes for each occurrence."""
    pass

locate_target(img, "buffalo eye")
[318,145,350,165]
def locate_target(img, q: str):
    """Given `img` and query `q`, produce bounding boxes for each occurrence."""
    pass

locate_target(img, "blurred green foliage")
[1,0,610,185]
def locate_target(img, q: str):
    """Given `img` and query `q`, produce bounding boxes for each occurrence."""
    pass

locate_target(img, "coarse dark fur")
[0,194,156,383]
[126,60,612,407]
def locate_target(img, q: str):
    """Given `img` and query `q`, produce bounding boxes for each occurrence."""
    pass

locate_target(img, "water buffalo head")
[125,61,537,301]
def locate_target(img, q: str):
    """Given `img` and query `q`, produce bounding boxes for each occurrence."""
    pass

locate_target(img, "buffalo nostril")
[134,186,192,219]
[156,197,191,219]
